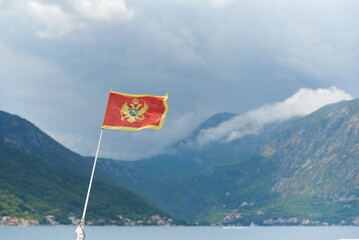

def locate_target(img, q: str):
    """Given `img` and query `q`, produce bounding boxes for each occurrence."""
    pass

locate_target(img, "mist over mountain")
[96,99,359,225]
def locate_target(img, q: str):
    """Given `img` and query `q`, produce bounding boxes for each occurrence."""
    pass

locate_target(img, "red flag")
[102,90,169,131]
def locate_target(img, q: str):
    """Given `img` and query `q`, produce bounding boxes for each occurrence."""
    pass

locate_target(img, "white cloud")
[13,0,134,38]
[210,0,233,8]
[196,87,353,146]
[74,0,134,21]
[26,1,76,38]
[276,23,356,80]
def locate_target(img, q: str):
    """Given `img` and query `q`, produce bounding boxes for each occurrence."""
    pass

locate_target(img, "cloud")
[0,43,90,136]
[74,0,134,21]
[98,111,203,160]
[196,87,353,146]
[13,0,134,38]
[2,0,359,160]
[0,42,107,157]
[210,0,233,8]
[26,1,76,38]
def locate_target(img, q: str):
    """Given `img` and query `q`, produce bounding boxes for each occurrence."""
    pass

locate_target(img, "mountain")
[95,112,288,221]
[95,100,359,225]
[0,110,176,225]
[261,100,359,198]
[3,98,359,226]
[258,100,359,222]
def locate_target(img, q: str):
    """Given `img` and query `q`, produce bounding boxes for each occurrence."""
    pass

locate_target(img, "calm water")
[1,226,359,240]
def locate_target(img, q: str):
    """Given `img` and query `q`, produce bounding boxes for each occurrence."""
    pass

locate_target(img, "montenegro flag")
[102,90,169,131]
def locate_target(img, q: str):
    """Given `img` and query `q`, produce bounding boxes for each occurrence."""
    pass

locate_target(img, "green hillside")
[0,111,176,225]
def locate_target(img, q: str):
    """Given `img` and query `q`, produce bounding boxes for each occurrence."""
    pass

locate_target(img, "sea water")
[1,226,359,240]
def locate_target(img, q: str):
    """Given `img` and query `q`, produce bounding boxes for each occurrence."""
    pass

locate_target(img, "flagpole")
[76,128,104,240]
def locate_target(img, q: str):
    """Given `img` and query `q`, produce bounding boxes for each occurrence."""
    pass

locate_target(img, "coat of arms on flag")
[102,90,169,131]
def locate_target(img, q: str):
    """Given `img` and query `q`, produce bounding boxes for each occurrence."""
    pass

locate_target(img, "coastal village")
[1,216,39,226]
[213,211,359,226]
[2,213,359,226]
[0,214,175,226]
[209,204,359,226]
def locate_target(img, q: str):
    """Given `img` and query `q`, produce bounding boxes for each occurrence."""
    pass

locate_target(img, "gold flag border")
[102,90,169,131]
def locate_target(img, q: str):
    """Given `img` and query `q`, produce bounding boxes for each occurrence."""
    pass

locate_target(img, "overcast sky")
[1,0,359,160]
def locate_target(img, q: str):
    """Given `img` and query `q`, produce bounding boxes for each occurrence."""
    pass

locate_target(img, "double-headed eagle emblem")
[121,98,148,123]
